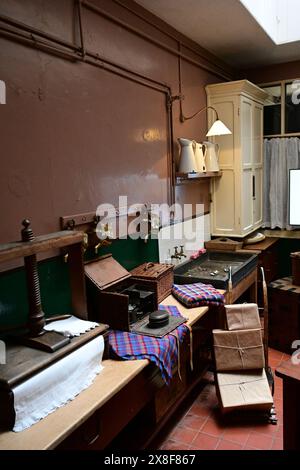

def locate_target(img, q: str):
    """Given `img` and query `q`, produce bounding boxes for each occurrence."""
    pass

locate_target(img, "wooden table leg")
[249,274,257,303]
[282,378,300,450]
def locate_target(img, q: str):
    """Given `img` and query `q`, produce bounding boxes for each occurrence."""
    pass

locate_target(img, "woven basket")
[130,262,174,304]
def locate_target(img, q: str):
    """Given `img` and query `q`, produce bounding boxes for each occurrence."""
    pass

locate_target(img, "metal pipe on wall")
[0,26,79,62]
[77,0,86,57]
[0,19,169,94]
[112,0,232,78]
[82,0,232,81]
[0,0,233,91]
[0,12,80,52]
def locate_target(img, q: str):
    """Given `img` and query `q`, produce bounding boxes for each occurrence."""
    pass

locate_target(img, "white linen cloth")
[263,137,300,229]
[44,316,99,337]
[13,335,104,432]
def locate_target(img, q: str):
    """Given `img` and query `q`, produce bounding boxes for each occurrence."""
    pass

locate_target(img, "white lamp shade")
[206,119,231,137]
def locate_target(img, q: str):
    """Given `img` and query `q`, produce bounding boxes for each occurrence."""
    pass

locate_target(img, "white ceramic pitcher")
[193,140,206,173]
[202,141,220,172]
[178,138,197,173]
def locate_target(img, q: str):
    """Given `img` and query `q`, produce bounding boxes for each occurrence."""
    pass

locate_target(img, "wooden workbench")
[276,360,300,450]
[0,298,210,450]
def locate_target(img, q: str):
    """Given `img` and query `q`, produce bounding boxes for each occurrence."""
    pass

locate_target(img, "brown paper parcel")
[216,369,273,412]
[225,303,261,331]
[213,329,265,371]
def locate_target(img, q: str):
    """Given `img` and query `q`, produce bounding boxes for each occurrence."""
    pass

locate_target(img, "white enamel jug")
[202,141,220,172]
[193,140,206,173]
[178,138,197,173]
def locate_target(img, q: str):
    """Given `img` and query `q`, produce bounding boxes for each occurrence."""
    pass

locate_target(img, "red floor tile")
[181,413,207,431]
[269,357,283,368]
[274,388,283,400]
[271,437,283,450]
[170,426,199,445]
[276,424,283,438]
[191,432,220,450]
[250,422,279,437]
[246,432,273,450]
[269,348,284,360]
[201,417,225,438]
[216,439,244,450]
[188,403,211,418]
[222,427,252,446]
[161,439,190,450]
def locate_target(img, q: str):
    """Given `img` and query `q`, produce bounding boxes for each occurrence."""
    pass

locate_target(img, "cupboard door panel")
[242,168,253,233]
[241,98,252,167]
[212,170,236,235]
[253,168,263,227]
[253,104,263,165]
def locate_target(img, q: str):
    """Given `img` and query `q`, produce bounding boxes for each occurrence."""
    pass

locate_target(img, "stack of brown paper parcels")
[213,304,273,413]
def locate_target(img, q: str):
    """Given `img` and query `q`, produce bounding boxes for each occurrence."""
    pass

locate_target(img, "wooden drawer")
[154,342,188,423]
[58,364,160,450]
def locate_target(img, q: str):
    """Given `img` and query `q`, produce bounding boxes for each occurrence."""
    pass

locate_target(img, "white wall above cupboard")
[206,80,268,238]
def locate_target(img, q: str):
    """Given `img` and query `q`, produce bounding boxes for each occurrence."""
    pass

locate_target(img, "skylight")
[240,0,300,45]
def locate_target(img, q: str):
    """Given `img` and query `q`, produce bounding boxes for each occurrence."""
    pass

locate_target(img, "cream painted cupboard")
[206,80,268,238]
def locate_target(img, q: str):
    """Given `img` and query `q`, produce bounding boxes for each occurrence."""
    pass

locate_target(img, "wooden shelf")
[175,171,222,184]
[0,230,84,263]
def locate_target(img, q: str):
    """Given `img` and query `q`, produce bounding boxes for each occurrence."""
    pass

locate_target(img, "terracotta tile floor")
[160,348,287,451]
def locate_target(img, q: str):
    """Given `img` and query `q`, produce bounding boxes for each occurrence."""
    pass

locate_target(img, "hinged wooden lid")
[84,254,131,290]
[130,262,173,280]
[205,238,243,251]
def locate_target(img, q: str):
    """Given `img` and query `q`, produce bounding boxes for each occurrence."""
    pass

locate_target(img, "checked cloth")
[109,306,188,385]
[172,282,225,308]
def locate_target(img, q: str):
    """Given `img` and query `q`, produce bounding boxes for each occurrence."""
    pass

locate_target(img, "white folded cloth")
[44,315,99,337]
[13,335,104,432]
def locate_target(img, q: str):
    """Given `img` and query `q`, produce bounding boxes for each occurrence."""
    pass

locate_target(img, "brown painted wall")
[242,60,300,84]
[0,0,234,249]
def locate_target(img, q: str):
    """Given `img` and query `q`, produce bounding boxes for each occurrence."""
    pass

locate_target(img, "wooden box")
[85,255,158,331]
[205,238,243,252]
[130,262,174,303]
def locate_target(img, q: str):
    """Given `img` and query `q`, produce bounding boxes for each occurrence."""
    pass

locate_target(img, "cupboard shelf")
[175,171,222,185]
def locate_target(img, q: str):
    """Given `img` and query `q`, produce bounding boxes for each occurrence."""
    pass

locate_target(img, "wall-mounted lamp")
[171,95,232,174]
[171,94,231,137]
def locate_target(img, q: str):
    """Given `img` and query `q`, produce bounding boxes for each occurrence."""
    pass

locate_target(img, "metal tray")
[174,251,258,289]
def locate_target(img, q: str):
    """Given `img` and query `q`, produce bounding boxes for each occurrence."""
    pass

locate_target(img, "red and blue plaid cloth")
[172,282,225,308]
[109,306,188,385]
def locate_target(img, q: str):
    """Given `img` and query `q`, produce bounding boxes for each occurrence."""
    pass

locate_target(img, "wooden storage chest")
[268,277,300,353]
